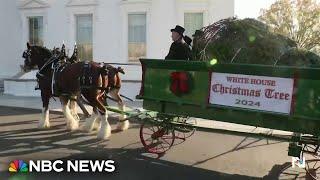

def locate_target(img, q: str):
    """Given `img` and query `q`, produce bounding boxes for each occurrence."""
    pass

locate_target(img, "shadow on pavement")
[0,106,42,116]
[0,109,260,180]
[1,148,260,180]
[192,136,284,167]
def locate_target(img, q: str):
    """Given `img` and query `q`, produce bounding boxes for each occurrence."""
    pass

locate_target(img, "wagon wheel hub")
[151,128,165,139]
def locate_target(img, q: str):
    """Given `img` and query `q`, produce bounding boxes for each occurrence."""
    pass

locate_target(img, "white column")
[148,0,177,59]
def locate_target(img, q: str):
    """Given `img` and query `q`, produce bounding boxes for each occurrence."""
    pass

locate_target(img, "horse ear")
[117,67,125,74]
[27,42,30,49]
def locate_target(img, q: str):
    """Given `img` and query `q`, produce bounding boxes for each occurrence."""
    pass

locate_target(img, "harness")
[80,62,93,87]
[35,55,123,98]
[35,53,68,96]
[80,63,123,94]
[36,54,59,78]
[51,60,68,96]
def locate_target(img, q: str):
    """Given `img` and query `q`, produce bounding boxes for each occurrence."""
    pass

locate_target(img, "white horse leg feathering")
[38,108,50,128]
[110,89,130,131]
[83,111,98,132]
[97,111,111,139]
[118,104,129,130]
[69,100,80,122]
[93,113,101,130]
[61,99,79,131]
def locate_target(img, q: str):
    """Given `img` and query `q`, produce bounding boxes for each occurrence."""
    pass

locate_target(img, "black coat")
[165,41,191,60]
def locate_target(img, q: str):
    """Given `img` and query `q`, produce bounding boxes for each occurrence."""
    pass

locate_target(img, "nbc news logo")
[9,160,28,173]
[9,159,116,173]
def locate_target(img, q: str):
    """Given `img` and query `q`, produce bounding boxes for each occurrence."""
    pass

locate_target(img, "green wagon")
[134,58,320,178]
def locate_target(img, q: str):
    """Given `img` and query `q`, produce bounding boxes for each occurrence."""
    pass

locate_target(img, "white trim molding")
[19,5,48,51]
[120,0,151,6]
[120,0,151,62]
[66,0,98,7]
[19,0,50,9]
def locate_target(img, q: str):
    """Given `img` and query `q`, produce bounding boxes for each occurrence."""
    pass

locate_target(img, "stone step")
[11,70,26,79]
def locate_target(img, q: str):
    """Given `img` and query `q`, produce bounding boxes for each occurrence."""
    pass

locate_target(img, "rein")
[36,55,59,78]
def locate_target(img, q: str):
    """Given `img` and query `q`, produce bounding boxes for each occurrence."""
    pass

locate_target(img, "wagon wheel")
[276,162,309,179]
[174,117,197,140]
[303,144,320,179]
[139,122,175,154]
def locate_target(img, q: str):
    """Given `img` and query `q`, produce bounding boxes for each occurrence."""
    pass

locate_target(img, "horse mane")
[32,45,52,58]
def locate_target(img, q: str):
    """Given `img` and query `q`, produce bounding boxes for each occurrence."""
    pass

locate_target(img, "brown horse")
[84,64,129,133]
[22,43,129,139]
[59,44,129,132]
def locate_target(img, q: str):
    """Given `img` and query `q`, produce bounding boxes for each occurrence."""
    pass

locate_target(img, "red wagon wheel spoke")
[149,126,156,133]
[159,143,166,151]
[144,137,153,142]
[160,137,171,145]
[143,133,153,135]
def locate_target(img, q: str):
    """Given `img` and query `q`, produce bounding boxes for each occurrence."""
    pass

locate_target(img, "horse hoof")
[83,115,98,132]
[83,122,94,132]
[97,132,111,140]
[38,122,50,129]
[67,122,79,131]
[71,124,79,131]
[116,121,130,131]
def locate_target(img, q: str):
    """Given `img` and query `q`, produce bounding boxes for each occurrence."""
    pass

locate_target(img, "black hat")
[171,25,185,36]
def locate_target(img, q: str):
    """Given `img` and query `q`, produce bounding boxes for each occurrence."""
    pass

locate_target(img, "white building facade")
[0,0,235,98]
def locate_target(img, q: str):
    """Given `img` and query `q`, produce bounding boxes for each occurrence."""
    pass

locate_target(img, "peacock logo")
[9,160,28,173]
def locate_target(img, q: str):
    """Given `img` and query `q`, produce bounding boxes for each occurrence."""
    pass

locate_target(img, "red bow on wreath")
[170,72,191,96]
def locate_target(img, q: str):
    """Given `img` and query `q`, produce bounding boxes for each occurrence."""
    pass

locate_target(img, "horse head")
[99,64,125,90]
[102,64,125,77]
[22,42,52,72]
[116,67,125,74]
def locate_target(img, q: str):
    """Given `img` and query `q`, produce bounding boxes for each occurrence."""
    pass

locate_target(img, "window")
[184,13,203,37]
[28,16,43,46]
[128,13,146,61]
[76,14,93,61]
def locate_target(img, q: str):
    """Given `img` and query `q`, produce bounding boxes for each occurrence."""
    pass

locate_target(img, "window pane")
[76,14,93,61]
[28,16,43,46]
[184,13,203,37]
[128,13,146,61]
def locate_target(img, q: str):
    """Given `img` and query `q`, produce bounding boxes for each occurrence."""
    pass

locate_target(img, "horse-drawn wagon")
[22,42,320,178]
[130,58,320,178]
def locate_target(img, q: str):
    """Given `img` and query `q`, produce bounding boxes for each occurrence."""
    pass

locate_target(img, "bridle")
[35,46,67,78]
[22,49,32,67]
